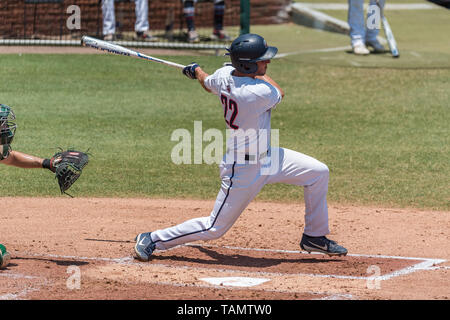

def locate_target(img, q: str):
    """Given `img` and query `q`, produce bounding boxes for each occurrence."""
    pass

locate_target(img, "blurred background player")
[182,0,230,43]
[348,0,386,55]
[102,0,157,41]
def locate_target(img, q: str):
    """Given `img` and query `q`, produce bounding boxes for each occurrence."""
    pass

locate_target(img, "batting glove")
[182,63,199,79]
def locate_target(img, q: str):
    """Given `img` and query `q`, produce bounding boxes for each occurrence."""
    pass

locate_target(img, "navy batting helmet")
[226,33,278,74]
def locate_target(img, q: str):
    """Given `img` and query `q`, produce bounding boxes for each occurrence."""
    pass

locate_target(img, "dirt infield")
[0,197,448,300]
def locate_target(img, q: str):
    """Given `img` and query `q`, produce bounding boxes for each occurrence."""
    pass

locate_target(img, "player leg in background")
[210,0,230,41]
[365,0,385,52]
[348,0,369,55]
[183,0,200,43]
[101,0,115,40]
[134,0,158,42]
[265,147,347,255]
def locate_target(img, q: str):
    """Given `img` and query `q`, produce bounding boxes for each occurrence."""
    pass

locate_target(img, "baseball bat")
[376,1,400,58]
[81,36,186,69]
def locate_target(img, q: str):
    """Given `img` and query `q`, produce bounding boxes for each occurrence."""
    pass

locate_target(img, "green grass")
[0,9,449,210]
[318,8,450,56]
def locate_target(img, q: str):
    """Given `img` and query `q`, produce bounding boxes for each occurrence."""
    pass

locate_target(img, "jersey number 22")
[221,94,239,129]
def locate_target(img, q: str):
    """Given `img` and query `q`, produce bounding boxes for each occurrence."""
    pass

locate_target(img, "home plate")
[200,277,270,287]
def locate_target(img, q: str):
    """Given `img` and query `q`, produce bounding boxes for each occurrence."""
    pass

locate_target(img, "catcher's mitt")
[51,149,89,196]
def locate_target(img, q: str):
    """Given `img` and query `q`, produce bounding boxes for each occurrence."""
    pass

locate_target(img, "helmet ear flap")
[237,60,258,74]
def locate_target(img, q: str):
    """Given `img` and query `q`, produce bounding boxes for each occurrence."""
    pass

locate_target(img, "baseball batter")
[134,34,347,261]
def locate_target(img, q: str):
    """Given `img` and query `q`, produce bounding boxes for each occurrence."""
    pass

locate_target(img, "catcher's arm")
[0,149,88,196]
[1,150,49,168]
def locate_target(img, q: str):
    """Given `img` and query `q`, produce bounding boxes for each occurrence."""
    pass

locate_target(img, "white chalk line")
[0,283,46,300]
[315,293,354,300]
[277,47,426,63]
[0,273,50,300]
[185,243,446,281]
[7,251,357,299]
[14,243,447,281]
[298,3,439,10]
[4,244,445,299]
[112,271,355,300]
[0,272,41,280]
[186,243,445,262]
[275,46,352,58]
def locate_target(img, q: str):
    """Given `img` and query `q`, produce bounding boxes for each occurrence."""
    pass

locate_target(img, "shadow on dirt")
[13,256,89,267]
[151,246,342,268]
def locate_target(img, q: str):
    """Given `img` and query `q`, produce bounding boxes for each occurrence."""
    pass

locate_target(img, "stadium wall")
[0,0,291,39]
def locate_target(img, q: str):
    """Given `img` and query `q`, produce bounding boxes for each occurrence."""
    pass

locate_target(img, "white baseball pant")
[151,147,330,250]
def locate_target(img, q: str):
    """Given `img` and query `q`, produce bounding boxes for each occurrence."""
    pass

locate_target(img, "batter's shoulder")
[247,79,277,95]
[213,65,235,78]
[244,79,282,106]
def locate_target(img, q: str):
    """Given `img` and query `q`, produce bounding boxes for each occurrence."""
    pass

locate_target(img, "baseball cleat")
[187,30,200,43]
[300,234,348,257]
[134,232,156,262]
[210,29,231,41]
[135,31,158,42]
[352,43,370,55]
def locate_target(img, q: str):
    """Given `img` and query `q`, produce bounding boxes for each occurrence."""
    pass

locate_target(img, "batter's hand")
[182,63,199,79]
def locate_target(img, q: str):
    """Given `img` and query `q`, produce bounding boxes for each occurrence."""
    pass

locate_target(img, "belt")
[245,150,269,161]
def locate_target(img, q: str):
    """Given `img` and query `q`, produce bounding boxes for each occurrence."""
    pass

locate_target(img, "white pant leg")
[134,0,149,32]
[102,0,115,35]
[151,161,265,250]
[348,0,365,46]
[266,147,330,237]
[366,0,385,42]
